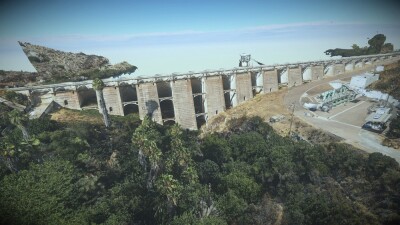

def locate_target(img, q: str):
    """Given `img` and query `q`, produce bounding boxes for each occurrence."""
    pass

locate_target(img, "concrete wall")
[204,76,225,119]
[235,72,253,104]
[53,90,81,110]
[16,54,397,130]
[263,69,278,93]
[288,66,302,87]
[350,74,379,89]
[311,65,324,80]
[136,82,163,124]
[171,79,197,130]
[333,63,345,75]
[103,86,124,116]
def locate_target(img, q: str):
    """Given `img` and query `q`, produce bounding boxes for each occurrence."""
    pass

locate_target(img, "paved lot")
[311,99,373,127]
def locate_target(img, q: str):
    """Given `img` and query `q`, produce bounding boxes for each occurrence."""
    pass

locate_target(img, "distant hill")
[0,70,39,88]
[18,42,137,83]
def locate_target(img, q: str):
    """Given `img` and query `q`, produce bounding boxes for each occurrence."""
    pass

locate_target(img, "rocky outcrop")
[18,42,137,83]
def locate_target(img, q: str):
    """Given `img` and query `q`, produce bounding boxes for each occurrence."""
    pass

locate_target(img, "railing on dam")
[5,52,400,130]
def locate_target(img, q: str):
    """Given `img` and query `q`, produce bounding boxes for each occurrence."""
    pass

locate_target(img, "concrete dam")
[9,53,400,130]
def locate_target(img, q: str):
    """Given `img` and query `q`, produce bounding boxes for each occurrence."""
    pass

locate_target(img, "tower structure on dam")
[7,53,400,130]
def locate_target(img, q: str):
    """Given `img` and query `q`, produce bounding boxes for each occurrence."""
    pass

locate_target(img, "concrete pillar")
[235,72,253,105]
[311,65,324,80]
[333,63,345,75]
[171,79,197,130]
[262,69,278,93]
[355,61,364,69]
[288,66,302,87]
[204,76,225,119]
[53,89,81,110]
[136,82,163,124]
[103,86,124,116]
[345,62,354,71]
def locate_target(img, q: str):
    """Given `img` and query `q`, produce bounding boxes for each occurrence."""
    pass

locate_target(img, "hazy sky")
[0,0,399,76]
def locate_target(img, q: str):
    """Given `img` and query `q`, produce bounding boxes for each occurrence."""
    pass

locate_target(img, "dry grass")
[382,138,400,150]
[204,89,292,134]
[50,108,103,125]
[204,88,342,144]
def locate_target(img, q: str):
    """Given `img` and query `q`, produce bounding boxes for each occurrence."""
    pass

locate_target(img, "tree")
[132,116,163,189]
[217,190,248,224]
[0,160,84,224]
[8,109,30,141]
[92,78,111,127]
[200,134,231,165]
[368,34,386,54]
[220,171,261,202]
[381,43,394,53]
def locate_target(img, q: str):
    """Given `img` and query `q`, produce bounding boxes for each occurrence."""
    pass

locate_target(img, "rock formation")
[18,42,137,83]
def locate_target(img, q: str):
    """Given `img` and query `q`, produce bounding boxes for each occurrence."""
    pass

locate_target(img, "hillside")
[0,61,399,224]
[370,61,400,149]
[0,107,399,224]
[370,60,400,100]
[0,70,39,88]
[18,42,137,83]
[204,89,342,145]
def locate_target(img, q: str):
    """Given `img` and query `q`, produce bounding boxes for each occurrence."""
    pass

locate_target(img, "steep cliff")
[18,42,137,83]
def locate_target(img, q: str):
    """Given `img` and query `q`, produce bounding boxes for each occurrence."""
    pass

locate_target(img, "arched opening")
[124,104,139,115]
[109,107,113,112]
[163,120,176,126]
[157,82,172,98]
[160,100,175,120]
[78,89,97,108]
[193,95,205,114]
[119,85,138,115]
[224,92,233,109]
[196,115,206,129]
[64,100,68,105]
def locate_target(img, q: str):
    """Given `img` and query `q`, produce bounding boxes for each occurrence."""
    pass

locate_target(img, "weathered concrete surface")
[171,79,197,130]
[333,63,345,75]
[235,72,253,105]
[288,66,302,87]
[204,76,225,119]
[262,69,278,93]
[137,82,163,124]
[311,65,324,80]
[54,91,81,110]
[103,86,124,116]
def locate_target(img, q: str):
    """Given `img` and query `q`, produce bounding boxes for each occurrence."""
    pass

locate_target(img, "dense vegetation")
[324,34,394,57]
[0,107,399,224]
